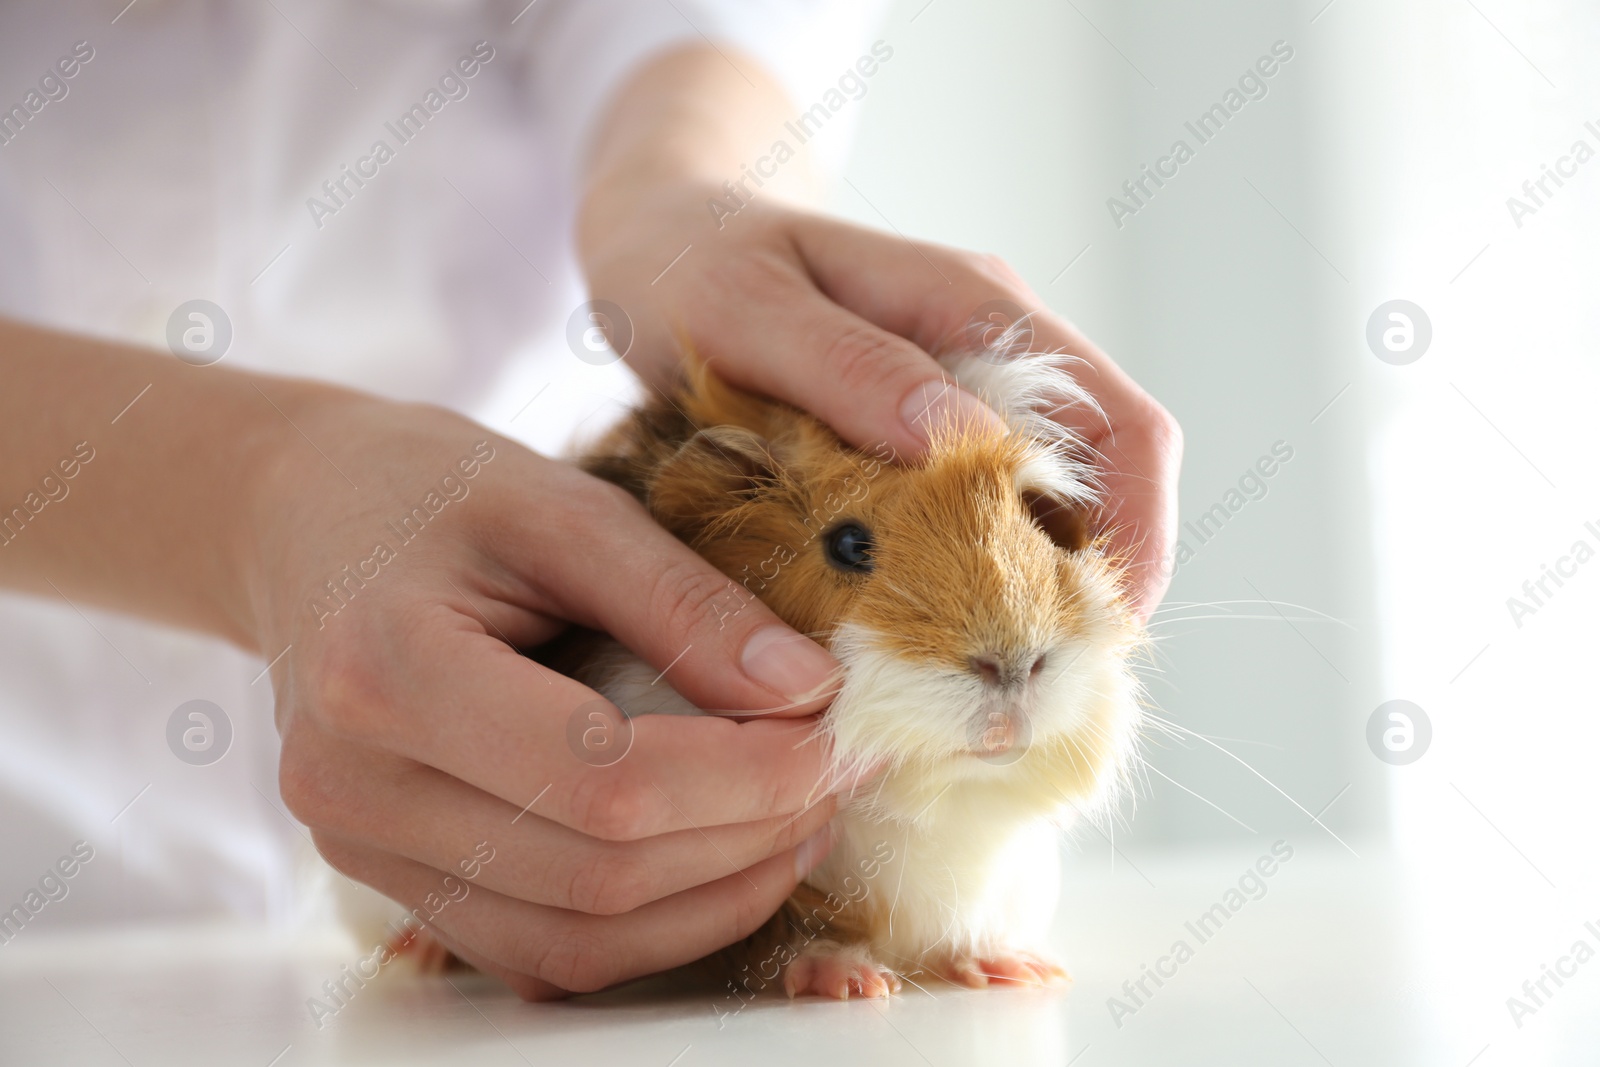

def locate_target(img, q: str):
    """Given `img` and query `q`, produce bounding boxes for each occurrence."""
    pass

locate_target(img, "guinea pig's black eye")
[824,522,874,573]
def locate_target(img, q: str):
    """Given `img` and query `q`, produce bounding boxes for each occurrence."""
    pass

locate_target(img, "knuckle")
[307,829,360,880]
[592,479,652,533]
[507,975,557,1002]
[566,847,653,916]
[276,732,335,827]
[647,557,736,645]
[969,251,1027,292]
[722,879,778,949]
[774,797,835,852]
[705,245,795,302]
[758,769,793,824]
[1142,398,1183,458]
[308,638,387,743]
[523,928,617,993]
[545,472,638,549]
[820,324,915,395]
[571,772,656,842]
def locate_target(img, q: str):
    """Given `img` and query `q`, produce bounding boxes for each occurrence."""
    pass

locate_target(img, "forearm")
[577,44,818,255]
[575,44,825,395]
[0,316,324,650]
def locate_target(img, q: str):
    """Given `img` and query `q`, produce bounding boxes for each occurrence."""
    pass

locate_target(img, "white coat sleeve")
[523,0,894,190]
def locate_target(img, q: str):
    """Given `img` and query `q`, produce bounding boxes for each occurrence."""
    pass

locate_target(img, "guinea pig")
[573,331,1147,999]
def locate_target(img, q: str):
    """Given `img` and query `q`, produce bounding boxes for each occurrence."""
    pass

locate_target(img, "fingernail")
[899,380,1009,447]
[741,625,840,703]
[794,824,836,880]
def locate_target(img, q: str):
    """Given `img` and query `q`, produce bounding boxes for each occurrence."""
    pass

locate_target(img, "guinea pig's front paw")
[783,943,902,1000]
[931,948,1071,989]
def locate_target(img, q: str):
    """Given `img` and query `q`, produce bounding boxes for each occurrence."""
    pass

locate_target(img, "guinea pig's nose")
[969,652,1047,688]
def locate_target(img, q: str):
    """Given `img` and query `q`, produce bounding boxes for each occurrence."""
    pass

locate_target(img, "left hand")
[578,172,1182,620]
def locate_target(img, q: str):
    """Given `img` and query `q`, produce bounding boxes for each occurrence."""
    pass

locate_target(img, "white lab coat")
[0,0,882,930]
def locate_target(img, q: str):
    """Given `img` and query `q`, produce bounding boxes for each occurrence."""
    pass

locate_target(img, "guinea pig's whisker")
[1148,613,1335,626]
[1101,469,1166,489]
[933,861,963,948]
[892,967,938,999]
[800,775,840,815]
[1054,785,1119,844]
[772,796,833,840]
[697,676,848,718]
[1143,713,1358,856]
[1190,733,1285,750]
[1137,759,1257,833]
[798,744,844,810]
[869,767,891,810]
[886,851,909,940]
[1149,599,1355,629]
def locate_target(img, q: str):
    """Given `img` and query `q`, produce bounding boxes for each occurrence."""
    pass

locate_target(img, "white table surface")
[3,840,1595,1066]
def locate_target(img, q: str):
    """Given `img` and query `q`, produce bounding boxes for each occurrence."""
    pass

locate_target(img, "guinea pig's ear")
[1029,491,1093,552]
[647,426,780,528]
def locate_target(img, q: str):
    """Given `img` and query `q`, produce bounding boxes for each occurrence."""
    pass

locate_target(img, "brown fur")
[581,364,1123,660]
[578,362,1141,995]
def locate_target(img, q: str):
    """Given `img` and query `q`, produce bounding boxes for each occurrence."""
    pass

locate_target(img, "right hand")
[251,385,846,999]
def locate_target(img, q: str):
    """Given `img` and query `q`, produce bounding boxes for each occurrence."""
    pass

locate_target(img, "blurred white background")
[833,0,1599,882]
[823,0,1600,1059]
[2,0,1596,1064]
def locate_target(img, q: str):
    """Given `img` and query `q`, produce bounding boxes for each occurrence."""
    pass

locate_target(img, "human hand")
[579,178,1182,619]
[250,387,846,999]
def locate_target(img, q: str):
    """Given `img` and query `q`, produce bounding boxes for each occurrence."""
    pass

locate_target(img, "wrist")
[231,375,366,653]
[576,170,711,262]
[576,45,819,262]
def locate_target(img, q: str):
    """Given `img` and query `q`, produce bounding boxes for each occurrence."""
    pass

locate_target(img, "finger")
[423,928,566,1002]
[321,607,857,838]
[788,213,1149,440]
[684,257,1008,459]
[315,822,835,994]
[514,462,841,716]
[284,735,836,913]
[790,215,1182,617]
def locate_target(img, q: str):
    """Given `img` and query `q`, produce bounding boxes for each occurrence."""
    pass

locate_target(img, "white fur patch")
[806,620,1138,962]
[823,623,1113,793]
[940,322,1103,506]
[811,802,1062,965]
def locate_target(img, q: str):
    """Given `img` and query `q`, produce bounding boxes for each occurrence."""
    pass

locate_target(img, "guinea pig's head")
[639,351,1146,822]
